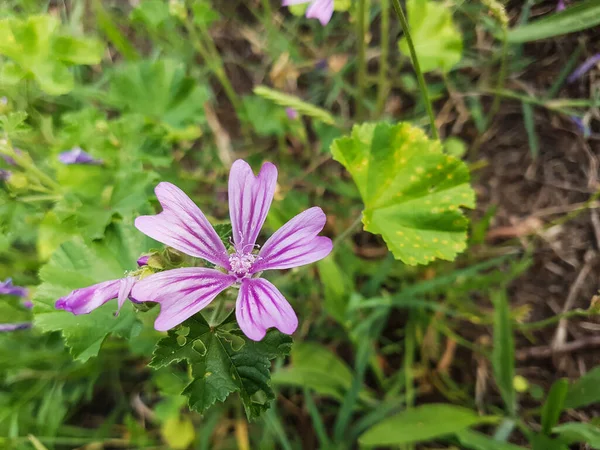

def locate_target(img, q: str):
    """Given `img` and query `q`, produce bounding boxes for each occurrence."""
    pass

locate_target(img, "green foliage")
[541,379,568,434]
[564,366,600,409]
[253,86,336,125]
[273,342,373,403]
[492,290,516,416]
[508,0,600,42]
[0,15,103,95]
[359,404,498,446]
[398,0,463,73]
[552,422,600,448]
[33,223,152,362]
[331,122,475,265]
[455,430,528,450]
[150,314,292,420]
[107,59,209,130]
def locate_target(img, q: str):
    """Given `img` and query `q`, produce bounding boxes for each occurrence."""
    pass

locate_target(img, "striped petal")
[131,268,235,332]
[55,279,123,315]
[251,207,332,273]
[228,159,278,253]
[235,278,298,341]
[135,182,230,269]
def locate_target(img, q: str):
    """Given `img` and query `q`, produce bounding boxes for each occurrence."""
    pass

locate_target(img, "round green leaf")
[331,122,475,265]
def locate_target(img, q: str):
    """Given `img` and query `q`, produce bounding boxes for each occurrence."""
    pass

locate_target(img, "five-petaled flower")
[283,0,334,26]
[132,159,332,340]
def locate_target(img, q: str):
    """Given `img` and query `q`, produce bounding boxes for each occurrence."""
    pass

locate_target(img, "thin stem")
[390,0,439,140]
[333,214,363,247]
[356,0,367,120]
[486,28,508,125]
[376,0,390,116]
[183,17,244,121]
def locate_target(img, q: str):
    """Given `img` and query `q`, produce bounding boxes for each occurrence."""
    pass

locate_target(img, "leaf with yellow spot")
[331,122,475,265]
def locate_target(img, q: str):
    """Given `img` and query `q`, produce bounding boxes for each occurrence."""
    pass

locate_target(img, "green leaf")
[33,222,153,362]
[150,315,292,420]
[564,366,600,409]
[108,59,210,128]
[530,434,569,450]
[508,0,600,43]
[398,0,463,73]
[455,429,528,450]
[316,255,351,325]
[253,86,336,125]
[359,404,498,447]
[272,342,373,403]
[541,379,568,434]
[160,417,196,450]
[0,15,103,95]
[553,422,600,448]
[331,122,475,265]
[492,290,516,416]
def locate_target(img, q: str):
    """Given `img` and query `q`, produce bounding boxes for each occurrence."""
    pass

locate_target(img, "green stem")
[376,0,390,116]
[333,214,363,247]
[390,0,439,140]
[486,28,508,125]
[356,0,368,120]
[183,17,244,121]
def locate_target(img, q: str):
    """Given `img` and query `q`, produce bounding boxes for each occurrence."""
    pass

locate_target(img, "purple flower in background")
[58,147,102,165]
[0,322,31,332]
[22,299,33,309]
[0,278,28,297]
[568,53,600,84]
[571,117,591,138]
[283,0,334,26]
[55,277,136,315]
[132,160,332,341]
[556,0,566,11]
[0,169,11,181]
[286,107,299,120]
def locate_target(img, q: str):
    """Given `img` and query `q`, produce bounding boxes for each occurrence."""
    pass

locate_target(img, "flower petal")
[251,207,332,272]
[306,0,334,25]
[135,182,230,269]
[228,160,277,253]
[117,277,136,312]
[0,322,31,332]
[235,278,298,341]
[131,268,235,332]
[55,279,122,315]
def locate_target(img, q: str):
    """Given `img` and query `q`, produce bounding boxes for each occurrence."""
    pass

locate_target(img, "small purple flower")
[571,117,591,138]
[0,169,11,181]
[0,278,28,297]
[137,255,150,267]
[132,160,332,341]
[22,299,33,309]
[568,53,600,84]
[58,147,102,165]
[55,277,136,315]
[556,0,566,11]
[283,0,334,26]
[0,322,31,332]
[286,108,299,120]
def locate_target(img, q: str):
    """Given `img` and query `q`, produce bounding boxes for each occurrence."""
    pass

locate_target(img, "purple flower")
[568,53,600,84]
[58,147,102,165]
[0,169,11,181]
[137,255,150,267]
[286,108,299,120]
[55,277,136,315]
[283,0,334,26]
[556,0,566,11]
[132,159,332,341]
[22,300,33,309]
[0,278,28,297]
[0,322,31,332]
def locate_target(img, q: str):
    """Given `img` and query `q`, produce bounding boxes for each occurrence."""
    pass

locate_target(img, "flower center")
[228,252,256,278]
